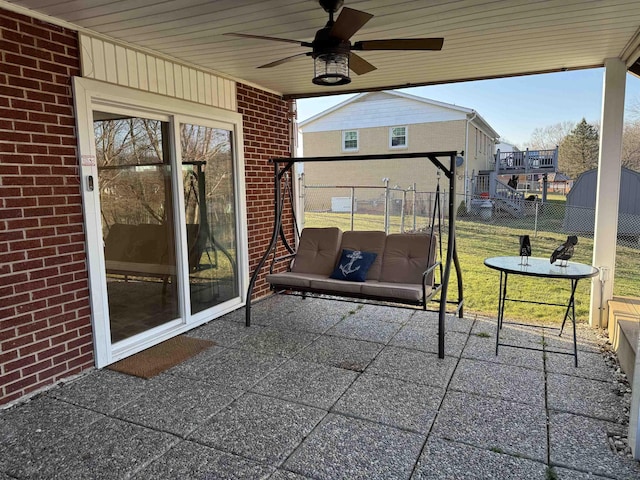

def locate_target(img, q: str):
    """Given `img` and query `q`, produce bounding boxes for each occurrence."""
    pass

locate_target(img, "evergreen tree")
[558,118,599,179]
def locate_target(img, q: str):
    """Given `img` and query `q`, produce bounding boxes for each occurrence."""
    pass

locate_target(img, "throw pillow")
[330,249,377,282]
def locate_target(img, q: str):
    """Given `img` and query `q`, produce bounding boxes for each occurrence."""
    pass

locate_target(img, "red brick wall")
[0,9,93,405]
[237,83,295,299]
[0,10,295,406]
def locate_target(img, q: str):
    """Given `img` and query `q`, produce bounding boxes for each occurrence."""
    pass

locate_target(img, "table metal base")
[495,271,580,367]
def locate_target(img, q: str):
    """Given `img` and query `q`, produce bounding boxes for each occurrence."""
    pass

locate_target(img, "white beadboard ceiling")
[6,0,640,98]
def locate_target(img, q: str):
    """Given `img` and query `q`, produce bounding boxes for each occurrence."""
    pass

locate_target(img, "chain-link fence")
[302,182,448,234]
[301,181,639,307]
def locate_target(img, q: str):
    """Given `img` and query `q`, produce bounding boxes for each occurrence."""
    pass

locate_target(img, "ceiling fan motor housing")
[312,26,350,58]
[319,0,344,13]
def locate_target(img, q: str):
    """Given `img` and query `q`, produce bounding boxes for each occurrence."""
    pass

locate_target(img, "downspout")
[288,99,297,156]
[465,111,477,209]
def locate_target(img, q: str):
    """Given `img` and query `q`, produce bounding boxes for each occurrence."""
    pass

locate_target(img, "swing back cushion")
[379,233,436,286]
[291,227,343,275]
[339,231,387,280]
[104,223,201,276]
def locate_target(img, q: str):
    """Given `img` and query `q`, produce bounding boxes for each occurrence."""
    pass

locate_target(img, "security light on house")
[226,0,443,87]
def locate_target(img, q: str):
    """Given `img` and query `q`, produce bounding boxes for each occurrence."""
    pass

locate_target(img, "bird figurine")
[519,235,531,265]
[550,235,578,266]
[519,235,531,256]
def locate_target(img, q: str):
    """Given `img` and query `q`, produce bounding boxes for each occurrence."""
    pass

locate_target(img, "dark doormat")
[108,336,214,379]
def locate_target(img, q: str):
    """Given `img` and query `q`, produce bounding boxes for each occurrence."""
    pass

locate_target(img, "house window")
[343,130,358,151]
[390,126,407,148]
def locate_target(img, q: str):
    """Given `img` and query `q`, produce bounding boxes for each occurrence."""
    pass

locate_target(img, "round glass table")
[484,256,598,366]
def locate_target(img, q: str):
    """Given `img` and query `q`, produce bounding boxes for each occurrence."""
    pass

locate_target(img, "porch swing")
[246,151,464,359]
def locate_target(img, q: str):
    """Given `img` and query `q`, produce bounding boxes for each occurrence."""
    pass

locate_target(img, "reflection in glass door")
[180,124,238,314]
[94,113,180,342]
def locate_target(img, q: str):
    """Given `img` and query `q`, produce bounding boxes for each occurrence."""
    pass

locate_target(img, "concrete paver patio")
[1,295,639,479]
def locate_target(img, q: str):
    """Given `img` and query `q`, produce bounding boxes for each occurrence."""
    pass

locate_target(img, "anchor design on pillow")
[339,250,364,277]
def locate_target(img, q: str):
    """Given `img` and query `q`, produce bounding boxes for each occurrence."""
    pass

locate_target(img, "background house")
[495,142,519,153]
[299,91,499,211]
[541,172,573,194]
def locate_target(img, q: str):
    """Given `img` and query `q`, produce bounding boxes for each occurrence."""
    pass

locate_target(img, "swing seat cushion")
[360,281,427,302]
[308,277,366,295]
[266,272,327,289]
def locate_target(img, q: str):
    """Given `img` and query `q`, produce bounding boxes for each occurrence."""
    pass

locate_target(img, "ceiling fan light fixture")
[312,52,350,86]
[228,2,443,87]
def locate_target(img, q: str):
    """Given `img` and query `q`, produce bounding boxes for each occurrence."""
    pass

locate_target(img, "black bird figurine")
[550,235,578,266]
[519,235,531,257]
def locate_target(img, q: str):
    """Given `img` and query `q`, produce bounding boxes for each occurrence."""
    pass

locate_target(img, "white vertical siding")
[114,45,128,85]
[126,49,139,89]
[90,37,106,80]
[136,52,148,91]
[103,42,117,84]
[79,33,237,111]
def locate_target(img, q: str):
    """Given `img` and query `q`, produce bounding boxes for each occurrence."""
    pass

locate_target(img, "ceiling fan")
[226,0,444,86]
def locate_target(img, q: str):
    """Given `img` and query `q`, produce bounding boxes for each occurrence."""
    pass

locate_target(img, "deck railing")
[491,147,558,174]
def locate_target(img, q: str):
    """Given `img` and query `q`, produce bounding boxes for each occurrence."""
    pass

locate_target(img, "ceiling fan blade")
[225,33,311,47]
[330,7,373,41]
[258,53,309,69]
[353,38,444,51]
[349,52,377,75]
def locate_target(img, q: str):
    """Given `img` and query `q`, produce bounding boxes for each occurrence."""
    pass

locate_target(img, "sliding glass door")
[74,77,247,366]
[95,113,180,343]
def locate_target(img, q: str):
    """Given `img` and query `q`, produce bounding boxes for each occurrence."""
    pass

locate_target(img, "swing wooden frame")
[245,151,464,359]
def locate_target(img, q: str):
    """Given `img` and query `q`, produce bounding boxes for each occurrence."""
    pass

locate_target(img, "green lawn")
[303,211,638,324]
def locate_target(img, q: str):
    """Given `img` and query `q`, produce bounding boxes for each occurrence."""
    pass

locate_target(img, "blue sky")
[296,69,640,148]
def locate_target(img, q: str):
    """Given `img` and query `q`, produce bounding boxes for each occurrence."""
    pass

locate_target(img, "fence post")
[400,189,407,232]
[350,186,355,231]
[524,148,530,196]
[534,200,539,236]
[299,173,305,230]
[412,183,417,231]
[383,178,390,233]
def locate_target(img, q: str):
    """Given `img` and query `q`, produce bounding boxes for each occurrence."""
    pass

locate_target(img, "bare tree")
[622,120,640,171]
[180,124,234,230]
[627,96,640,122]
[527,121,575,150]
[94,118,169,228]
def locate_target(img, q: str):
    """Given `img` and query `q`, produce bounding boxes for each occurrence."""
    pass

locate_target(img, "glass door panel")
[180,123,238,314]
[94,112,180,342]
